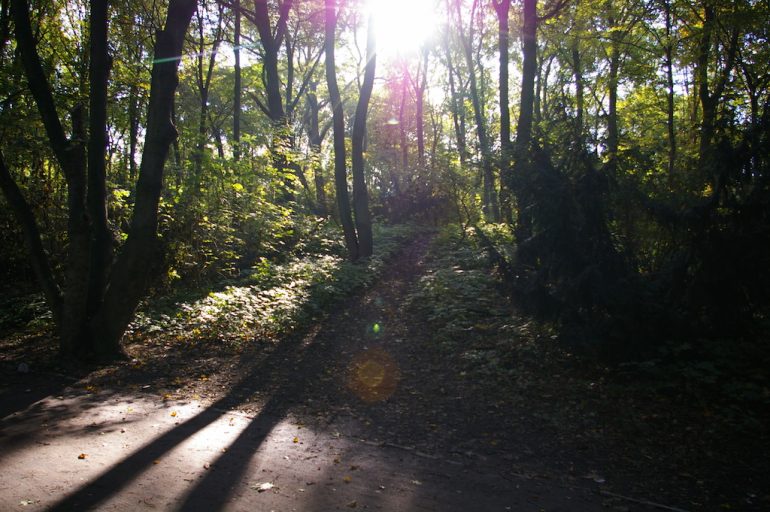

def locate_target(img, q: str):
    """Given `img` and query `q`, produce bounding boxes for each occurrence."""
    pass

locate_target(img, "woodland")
[0,0,769,509]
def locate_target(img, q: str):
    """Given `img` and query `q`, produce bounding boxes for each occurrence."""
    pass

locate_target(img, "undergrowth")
[406,224,548,382]
[126,222,423,348]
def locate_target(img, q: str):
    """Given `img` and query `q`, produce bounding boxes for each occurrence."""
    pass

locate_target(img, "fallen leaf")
[293,436,299,443]
[347,500,358,508]
[77,453,87,460]
[170,411,177,417]
[343,475,352,483]
[584,472,606,484]
[253,482,275,492]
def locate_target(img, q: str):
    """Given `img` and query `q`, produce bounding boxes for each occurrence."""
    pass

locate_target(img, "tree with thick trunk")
[5,0,196,359]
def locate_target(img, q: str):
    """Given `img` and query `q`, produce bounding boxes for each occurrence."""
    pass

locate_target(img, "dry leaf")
[253,482,275,492]
[77,453,87,460]
[343,475,352,483]
[170,411,177,417]
[293,436,299,443]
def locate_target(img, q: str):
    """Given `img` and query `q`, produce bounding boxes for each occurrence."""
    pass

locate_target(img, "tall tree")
[232,0,242,161]
[324,0,358,260]
[492,0,513,221]
[4,0,196,358]
[450,0,499,222]
[350,11,376,258]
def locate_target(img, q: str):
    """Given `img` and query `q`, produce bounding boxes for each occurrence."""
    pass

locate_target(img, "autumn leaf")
[77,453,87,460]
[253,482,275,492]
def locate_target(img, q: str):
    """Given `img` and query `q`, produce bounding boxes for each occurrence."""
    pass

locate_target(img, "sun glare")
[366,0,438,61]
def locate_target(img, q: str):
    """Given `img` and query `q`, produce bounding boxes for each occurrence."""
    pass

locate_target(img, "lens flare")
[348,348,400,402]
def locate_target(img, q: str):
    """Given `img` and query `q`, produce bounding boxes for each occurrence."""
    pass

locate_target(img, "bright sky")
[365,0,439,62]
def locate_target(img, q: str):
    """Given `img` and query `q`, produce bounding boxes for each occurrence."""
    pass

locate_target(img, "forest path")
[0,235,661,511]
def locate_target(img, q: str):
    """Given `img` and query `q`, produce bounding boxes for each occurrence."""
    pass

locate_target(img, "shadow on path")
[47,317,333,511]
[48,239,431,511]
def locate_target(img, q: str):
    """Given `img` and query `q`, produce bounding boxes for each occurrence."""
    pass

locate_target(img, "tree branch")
[0,149,62,319]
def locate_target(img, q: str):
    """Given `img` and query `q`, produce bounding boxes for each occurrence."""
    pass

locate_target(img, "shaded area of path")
[0,235,663,511]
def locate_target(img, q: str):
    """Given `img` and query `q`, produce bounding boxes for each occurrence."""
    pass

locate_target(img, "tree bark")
[456,0,499,222]
[511,0,537,239]
[351,13,376,258]
[90,0,197,357]
[663,0,676,183]
[443,33,467,167]
[233,0,242,160]
[306,81,327,215]
[191,4,222,190]
[0,149,62,322]
[86,0,113,318]
[493,0,512,221]
[606,19,620,176]
[12,0,90,354]
[514,0,537,165]
[324,0,358,260]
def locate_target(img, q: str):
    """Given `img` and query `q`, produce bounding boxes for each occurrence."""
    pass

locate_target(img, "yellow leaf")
[343,475,352,483]
[170,411,177,417]
[293,436,299,443]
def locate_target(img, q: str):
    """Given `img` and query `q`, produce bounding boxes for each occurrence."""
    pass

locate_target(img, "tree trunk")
[351,13,376,258]
[12,0,90,355]
[233,0,242,160]
[191,5,222,191]
[11,0,195,359]
[443,34,467,167]
[86,0,113,319]
[90,0,196,357]
[0,150,62,323]
[515,0,536,159]
[306,81,327,215]
[606,29,619,176]
[324,0,358,260]
[459,0,499,222]
[663,0,676,183]
[494,0,512,222]
[128,82,140,181]
[571,43,584,146]
[511,0,537,238]
[399,75,409,173]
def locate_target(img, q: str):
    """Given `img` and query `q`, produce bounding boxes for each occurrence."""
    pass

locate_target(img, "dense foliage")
[0,0,768,360]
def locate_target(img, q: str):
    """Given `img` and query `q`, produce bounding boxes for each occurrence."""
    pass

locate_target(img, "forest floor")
[1,228,768,511]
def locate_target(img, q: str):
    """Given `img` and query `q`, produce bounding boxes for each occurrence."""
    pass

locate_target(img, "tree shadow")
[47,294,344,511]
[0,368,82,419]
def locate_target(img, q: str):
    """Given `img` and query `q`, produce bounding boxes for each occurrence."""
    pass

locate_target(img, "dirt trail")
[0,236,661,511]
